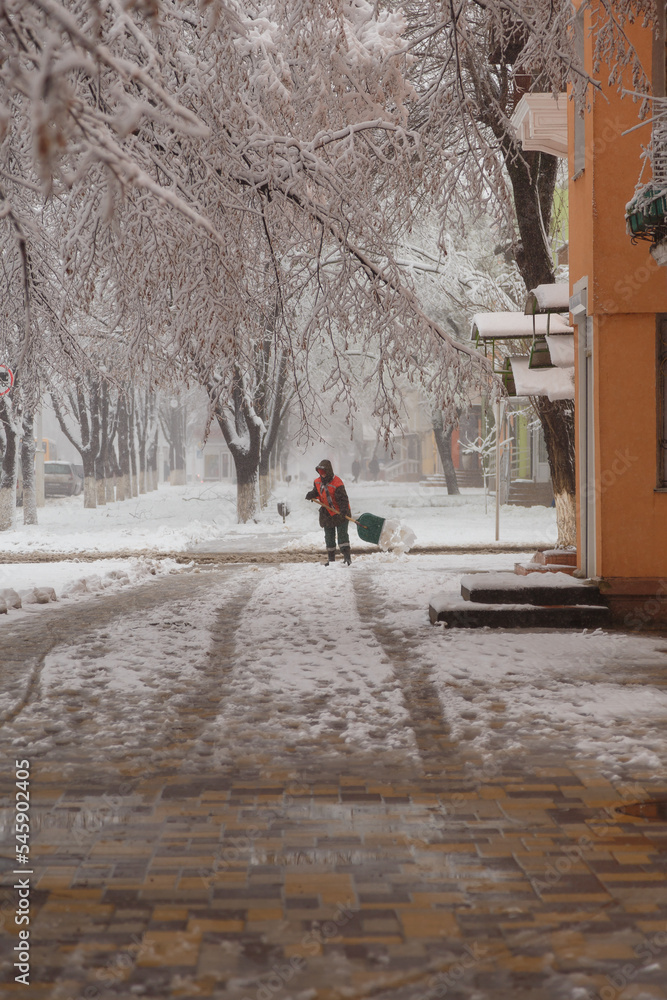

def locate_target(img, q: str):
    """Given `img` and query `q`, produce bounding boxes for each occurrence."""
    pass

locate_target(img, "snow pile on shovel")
[378,518,416,553]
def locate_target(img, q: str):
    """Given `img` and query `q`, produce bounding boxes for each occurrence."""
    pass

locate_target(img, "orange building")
[567,2,667,624]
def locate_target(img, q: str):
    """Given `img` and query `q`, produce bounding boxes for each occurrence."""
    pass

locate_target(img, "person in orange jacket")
[305,459,352,565]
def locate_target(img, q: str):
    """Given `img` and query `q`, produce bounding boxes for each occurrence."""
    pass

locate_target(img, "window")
[658,317,667,488]
[45,463,74,475]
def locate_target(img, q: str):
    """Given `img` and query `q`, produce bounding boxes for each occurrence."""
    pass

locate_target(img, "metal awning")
[471,312,573,342]
[509,357,575,400]
[524,283,570,315]
[511,93,568,158]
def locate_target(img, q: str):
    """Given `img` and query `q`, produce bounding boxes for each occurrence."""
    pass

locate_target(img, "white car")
[44,461,83,497]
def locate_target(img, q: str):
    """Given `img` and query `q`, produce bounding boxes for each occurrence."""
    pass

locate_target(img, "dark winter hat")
[316,459,334,478]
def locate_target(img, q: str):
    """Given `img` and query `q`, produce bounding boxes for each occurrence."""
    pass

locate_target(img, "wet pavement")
[1,565,667,1000]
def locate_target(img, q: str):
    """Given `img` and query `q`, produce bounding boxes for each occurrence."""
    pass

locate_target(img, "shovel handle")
[309,498,359,524]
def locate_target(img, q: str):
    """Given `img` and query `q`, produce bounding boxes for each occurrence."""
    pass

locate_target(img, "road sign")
[0,364,14,397]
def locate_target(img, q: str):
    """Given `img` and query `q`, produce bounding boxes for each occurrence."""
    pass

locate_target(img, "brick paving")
[1,566,666,1000]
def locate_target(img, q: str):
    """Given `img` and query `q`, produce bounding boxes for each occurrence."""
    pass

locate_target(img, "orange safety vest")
[315,475,345,515]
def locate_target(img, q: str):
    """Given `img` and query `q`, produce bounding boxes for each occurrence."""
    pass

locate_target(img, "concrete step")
[420,471,485,489]
[429,601,611,629]
[514,561,577,576]
[460,572,602,607]
[507,480,555,507]
[533,547,577,567]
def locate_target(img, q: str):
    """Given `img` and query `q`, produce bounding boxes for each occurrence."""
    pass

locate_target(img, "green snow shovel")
[309,499,385,546]
[354,512,386,545]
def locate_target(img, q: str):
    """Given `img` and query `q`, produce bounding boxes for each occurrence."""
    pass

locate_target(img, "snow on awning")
[546,334,575,368]
[471,311,573,341]
[509,356,575,400]
[524,283,570,315]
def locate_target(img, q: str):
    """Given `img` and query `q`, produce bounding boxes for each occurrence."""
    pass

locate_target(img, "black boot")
[341,545,352,566]
[324,548,337,565]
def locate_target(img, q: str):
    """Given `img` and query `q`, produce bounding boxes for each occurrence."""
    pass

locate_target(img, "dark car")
[44,461,83,497]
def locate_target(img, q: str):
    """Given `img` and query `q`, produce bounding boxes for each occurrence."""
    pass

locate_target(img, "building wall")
[569,5,667,602]
[595,313,665,578]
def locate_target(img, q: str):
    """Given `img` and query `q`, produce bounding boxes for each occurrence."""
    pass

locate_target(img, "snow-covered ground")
[5,555,667,785]
[2,480,666,784]
[0,556,184,602]
[367,555,667,782]
[0,479,557,596]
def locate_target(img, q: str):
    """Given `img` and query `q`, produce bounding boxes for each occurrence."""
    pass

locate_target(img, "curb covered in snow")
[0,543,552,565]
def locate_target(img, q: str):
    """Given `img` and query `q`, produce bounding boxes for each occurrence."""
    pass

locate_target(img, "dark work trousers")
[324,520,350,550]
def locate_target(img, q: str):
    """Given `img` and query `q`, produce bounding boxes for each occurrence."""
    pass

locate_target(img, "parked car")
[44,461,83,497]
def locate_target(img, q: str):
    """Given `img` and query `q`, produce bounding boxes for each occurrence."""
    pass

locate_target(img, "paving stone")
[2,566,667,1000]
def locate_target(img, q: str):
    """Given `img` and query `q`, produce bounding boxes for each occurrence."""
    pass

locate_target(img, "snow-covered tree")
[1,1,499,525]
[1,0,656,529]
[398,0,658,543]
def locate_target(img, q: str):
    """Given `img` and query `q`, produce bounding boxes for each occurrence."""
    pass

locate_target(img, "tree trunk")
[110,441,124,501]
[147,428,158,491]
[258,450,272,508]
[235,455,259,523]
[532,396,576,547]
[81,378,99,509]
[0,396,19,531]
[504,150,576,547]
[214,385,262,523]
[95,387,107,506]
[128,393,138,497]
[50,378,100,508]
[171,405,186,485]
[96,473,106,505]
[504,148,558,291]
[82,448,96,508]
[136,390,153,494]
[106,405,118,501]
[21,410,38,525]
[480,72,577,548]
[117,395,131,500]
[138,438,146,494]
[432,410,460,495]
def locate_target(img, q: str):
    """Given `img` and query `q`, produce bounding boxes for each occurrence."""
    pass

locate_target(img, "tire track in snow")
[352,568,457,774]
[0,568,256,781]
[202,563,419,775]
